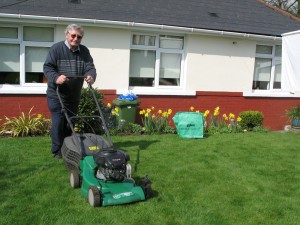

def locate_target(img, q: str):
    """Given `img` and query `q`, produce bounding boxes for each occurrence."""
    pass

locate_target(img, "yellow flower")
[162,112,168,117]
[107,103,111,108]
[190,106,194,111]
[146,108,151,113]
[167,109,172,115]
[145,113,149,117]
[152,114,156,118]
[114,107,119,113]
[213,106,220,116]
[223,114,228,120]
[237,117,242,122]
[151,106,155,110]
[112,110,116,116]
[204,110,210,117]
[139,109,145,115]
[37,114,43,118]
[229,113,235,119]
[158,109,162,114]
[196,110,199,113]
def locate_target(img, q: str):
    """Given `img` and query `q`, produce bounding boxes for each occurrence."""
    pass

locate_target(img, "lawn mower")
[57,77,152,207]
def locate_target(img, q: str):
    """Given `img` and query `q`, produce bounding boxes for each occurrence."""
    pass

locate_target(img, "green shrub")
[238,111,264,130]
[77,87,117,134]
[110,122,143,136]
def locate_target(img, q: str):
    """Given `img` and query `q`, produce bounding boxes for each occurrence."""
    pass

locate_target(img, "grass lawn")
[0,132,299,225]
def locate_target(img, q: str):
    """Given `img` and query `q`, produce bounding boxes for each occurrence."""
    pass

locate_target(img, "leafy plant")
[238,110,264,130]
[286,105,300,120]
[0,107,51,137]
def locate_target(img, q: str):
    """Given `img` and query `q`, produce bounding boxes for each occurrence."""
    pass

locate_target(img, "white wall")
[55,25,258,93]
[185,35,256,92]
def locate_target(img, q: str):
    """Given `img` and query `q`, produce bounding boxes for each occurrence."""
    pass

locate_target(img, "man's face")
[66,29,83,48]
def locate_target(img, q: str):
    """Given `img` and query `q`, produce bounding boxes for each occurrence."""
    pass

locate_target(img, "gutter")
[0,12,281,41]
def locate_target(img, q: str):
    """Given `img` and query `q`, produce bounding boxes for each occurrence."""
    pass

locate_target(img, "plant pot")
[291,118,300,128]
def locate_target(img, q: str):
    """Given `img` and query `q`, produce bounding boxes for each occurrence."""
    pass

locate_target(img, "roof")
[1,0,300,36]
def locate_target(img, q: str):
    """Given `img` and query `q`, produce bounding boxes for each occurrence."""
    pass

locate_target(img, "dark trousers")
[47,97,79,154]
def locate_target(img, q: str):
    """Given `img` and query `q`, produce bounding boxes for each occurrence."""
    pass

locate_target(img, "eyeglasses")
[69,33,83,40]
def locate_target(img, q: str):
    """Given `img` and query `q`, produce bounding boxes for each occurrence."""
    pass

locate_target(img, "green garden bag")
[172,112,204,138]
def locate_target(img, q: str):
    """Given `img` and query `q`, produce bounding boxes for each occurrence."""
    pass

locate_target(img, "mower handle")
[55,78,114,150]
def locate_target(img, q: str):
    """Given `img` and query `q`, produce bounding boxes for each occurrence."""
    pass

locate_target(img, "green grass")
[0,132,300,225]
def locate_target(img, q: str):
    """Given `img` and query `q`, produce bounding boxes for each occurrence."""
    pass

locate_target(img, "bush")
[77,87,117,134]
[110,122,143,136]
[238,111,264,130]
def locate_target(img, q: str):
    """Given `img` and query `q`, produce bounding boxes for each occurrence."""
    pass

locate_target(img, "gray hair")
[65,24,84,36]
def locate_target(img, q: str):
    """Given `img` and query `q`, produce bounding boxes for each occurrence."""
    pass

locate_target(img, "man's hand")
[85,75,94,84]
[55,75,68,84]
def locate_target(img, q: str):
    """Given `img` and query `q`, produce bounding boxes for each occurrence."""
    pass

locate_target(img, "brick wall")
[1,91,300,131]
[0,95,49,119]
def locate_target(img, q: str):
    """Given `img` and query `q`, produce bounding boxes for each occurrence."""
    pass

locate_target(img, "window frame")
[252,44,282,92]
[128,32,190,95]
[0,24,55,94]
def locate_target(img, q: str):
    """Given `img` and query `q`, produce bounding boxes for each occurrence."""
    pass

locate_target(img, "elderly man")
[44,24,97,159]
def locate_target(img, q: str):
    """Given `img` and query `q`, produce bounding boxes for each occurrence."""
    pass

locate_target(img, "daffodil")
[107,103,111,108]
[223,114,228,120]
[229,113,235,119]
[204,110,210,117]
[190,106,194,111]
[237,117,242,122]
[214,106,220,116]
[158,109,162,114]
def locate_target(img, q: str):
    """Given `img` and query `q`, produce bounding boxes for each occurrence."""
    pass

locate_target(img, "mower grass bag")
[173,112,204,138]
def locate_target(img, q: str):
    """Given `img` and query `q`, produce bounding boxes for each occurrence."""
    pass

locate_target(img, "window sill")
[243,90,300,98]
[117,88,196,96]
[0,85,47,94]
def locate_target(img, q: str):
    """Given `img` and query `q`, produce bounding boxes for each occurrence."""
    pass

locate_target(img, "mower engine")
[94,149,131,182]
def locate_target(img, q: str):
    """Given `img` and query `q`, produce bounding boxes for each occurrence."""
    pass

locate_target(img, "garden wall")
[1,91,300,131]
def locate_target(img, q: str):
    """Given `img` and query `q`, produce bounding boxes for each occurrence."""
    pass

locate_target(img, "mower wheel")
[70,170,80,188]
[88,186,101,207]
[139,176,153,199]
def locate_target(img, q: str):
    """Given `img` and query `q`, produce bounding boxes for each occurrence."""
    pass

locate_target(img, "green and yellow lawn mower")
[57,78,152,207]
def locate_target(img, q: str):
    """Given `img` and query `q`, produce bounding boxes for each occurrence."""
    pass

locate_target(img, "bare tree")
[265,0,299,17]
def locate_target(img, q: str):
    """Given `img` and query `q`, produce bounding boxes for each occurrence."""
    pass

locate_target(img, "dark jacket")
[44,41,97,102]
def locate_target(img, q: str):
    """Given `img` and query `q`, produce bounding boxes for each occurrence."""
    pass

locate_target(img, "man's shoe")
[53,151,62,159]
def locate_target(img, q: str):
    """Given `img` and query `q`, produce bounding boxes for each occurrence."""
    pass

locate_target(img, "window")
[0,44,20,84]
[129,34,184,88]
[0,25,54,87]
[252,45,282,90]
